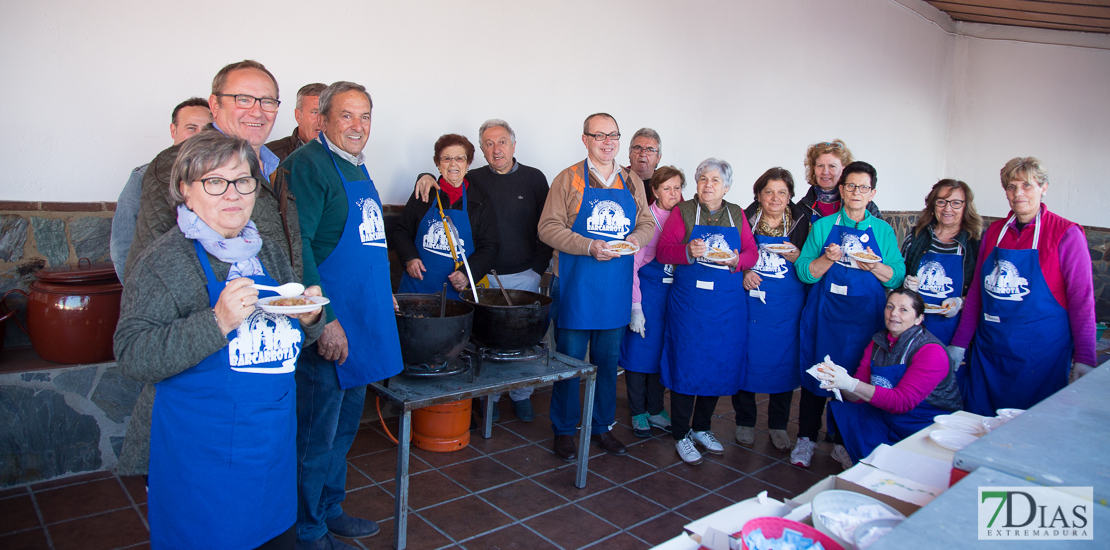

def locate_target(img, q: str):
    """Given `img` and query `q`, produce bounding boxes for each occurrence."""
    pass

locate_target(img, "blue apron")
[557,161,636,330]
[661,206,748,395]
[317,134,403,389]
[965,211,1072,416]
[742,228,804,394]
[798,214,887,397]
[619,208,673,374]
[830,332,948,461]
[914,246,964,346]
[398,183,473,300]
[149,241,301,549]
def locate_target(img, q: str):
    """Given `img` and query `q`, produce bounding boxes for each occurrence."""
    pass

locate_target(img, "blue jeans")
[549,276,620,436]
[295,344,366,542]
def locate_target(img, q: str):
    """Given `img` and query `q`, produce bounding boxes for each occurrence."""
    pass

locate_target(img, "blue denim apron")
[149,241,301,549]
[965,211,1072,415]
[556,162,636,330]
[742,231,804,394]
[799,214,887,397]
[317,135,403,389]
[618,210,674,375]
[661,206,748,395]
[915,247,964,346]
[398,183,473,301]
[831,332,948,461]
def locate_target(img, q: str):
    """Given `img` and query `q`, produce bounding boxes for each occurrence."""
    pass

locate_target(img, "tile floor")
[0,381,844,550]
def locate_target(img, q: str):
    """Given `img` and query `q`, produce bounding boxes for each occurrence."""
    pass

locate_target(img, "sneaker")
[511,398,534,423]
[790,437,818,468]
[769,429,791,451]
[647,410,672,433]
[691,430,724,455]
[734,425,755,446]
[831,444,854,470]
[676,433,703,465]
[631,414,651,438]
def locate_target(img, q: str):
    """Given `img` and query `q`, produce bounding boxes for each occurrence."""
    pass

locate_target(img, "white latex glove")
[816,361,859,392]
[941,296,963,318]
[946,345,966,372]
[904,275,920,292]
[630,308,646,338]
[1070,362,1096,384]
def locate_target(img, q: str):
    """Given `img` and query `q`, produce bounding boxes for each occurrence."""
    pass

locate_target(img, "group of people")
[107,58,1098,550]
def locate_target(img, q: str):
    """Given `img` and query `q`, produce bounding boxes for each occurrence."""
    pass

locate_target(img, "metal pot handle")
[0,289,29,335]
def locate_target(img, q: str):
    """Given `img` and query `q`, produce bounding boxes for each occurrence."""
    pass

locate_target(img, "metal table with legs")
[369,350,598,550]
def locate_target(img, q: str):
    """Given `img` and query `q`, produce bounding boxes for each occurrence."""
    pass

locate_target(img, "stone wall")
[0,361,142,486]
[0,202,115,349]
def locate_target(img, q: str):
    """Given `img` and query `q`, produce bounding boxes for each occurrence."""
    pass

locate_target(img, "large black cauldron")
[395,294,474,365]
[461,288,552,350]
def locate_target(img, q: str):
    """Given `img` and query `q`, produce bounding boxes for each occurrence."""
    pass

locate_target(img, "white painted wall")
[0,0,1106,226]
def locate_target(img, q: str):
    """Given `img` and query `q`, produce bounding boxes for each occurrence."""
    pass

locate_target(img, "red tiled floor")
[30,471,112,491]
[487,443,568,477]
[625,511,691,546]
[379,469,469,511]
[478,479,569,521]
[624,471,707,509]
[0,494,40,534]
[419,495,514,541]
[35,478,131,524]
[438,457,523,492]
[341,485,399,524]
[357,515,452,550]
[531,468,615,502]
[0,527,50,550]
[578,487,667,529]
[348,448,430,484]
[583,532,651,549]
[119,476,147,505]
[524,504,619,549]
[460,523,559,549]
[48,508,147,550]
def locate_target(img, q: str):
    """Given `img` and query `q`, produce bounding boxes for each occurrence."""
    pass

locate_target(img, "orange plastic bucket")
[411,399,472,452]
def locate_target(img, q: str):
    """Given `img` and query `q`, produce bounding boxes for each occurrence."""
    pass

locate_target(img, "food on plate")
[852,251,881,261]
[608,241,636,252]
[925,303,946,311]
[271,297,313,307]
[706,248,733,260]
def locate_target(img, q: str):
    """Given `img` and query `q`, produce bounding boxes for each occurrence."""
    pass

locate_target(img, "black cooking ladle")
[490,270,514,306]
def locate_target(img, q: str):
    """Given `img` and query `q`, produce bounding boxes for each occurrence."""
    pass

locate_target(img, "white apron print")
[696,232,732,270]
[753,245,789,279]
[983,259,1030,301]
[836,232,868,269]
[228,310,301,373]
[917,261,954,298]
[585,199,631,239]
[357,197,386,247]
[422,218,466,259]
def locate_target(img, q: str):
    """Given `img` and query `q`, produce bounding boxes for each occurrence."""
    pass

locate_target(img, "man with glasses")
[625,128,662,204]
[538,113,655,461]
[277,81,400,550]
[116,60,303,489]
[111,97,211,282]
[267,83,327,163]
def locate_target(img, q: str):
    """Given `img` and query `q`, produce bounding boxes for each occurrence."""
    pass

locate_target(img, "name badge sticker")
[696,280,714,291]
[662,277,674,284]
[985,313,1001,323]
[830,283,848,296]
[749,289,767,305]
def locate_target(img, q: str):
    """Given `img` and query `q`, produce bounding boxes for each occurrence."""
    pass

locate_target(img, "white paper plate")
[933,414,983,435]
[997,408,1026,419]
[257,295,329,314]
[763,243,797,254]
[981,417,1005,433]
[849,251,883,264]
[928,429,978,451]
[703,248,737,263]
[606,240,639,255]
[924,304,948,315]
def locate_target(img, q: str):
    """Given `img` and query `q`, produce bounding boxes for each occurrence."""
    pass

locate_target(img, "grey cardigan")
[114,227,324,475]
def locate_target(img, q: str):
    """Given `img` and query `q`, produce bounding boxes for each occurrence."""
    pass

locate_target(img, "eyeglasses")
[630,145,658,155]
[216,94,281,112]
[842,183,872,194]
[198,177,259,196]
[585,132,621,142]
[440,155,468,164]
[815,142,843,149]
[935,198,965,209]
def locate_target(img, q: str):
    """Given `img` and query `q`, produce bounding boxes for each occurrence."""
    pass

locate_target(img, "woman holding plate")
[115,132,325,549]
[656,158,757,465]
[735,167,811,451]
[793,161,905,468]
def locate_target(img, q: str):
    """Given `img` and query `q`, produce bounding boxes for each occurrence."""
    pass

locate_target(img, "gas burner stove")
[401,353,473,378]
[475,342,550,363]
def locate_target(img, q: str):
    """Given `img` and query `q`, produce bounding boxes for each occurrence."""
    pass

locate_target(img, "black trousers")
[732,390,794,430]
[625,371,666,417]
[255,525,295,550]
[670,391,719,440]
[798,387,840,442]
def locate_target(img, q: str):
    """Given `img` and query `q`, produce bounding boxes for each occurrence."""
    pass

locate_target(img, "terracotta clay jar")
[21,261,123,364]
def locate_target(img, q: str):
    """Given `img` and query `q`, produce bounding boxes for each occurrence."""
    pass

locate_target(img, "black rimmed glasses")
[216,94,281,112]
[935,198,965,209]
[585,132,621,142]
[842,183,872,194]
[199,177,259,196]
[630,144,658,155]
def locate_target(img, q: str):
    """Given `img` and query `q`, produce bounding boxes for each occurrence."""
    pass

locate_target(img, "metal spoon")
[251,282,305,297]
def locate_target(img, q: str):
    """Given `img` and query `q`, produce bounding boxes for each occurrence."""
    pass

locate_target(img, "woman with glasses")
[396,134,500,299]
[115,132,325,549]
[948,157,1097,415]
[798,140,882,223]
[900,180,982,349]
[792,161,905,468]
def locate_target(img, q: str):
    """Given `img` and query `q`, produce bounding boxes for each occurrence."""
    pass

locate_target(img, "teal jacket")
[796,207,906,289]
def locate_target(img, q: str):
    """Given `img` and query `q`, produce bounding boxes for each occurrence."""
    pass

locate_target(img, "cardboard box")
[786,474,922,518]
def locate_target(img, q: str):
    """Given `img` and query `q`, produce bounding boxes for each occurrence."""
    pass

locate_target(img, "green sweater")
[796,207,906,289]
[279,140,368,323]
